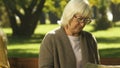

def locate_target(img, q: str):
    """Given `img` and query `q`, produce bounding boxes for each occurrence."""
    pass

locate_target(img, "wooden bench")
[9,58,120,68]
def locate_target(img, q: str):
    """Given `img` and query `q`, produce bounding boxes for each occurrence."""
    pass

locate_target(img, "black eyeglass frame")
[74,15,92,24]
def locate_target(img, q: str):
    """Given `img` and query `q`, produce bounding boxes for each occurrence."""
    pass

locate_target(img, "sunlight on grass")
[98,43,120,49]
[84,24,94,31]
[93,27,120,38]
[3,28,12,34]
[8,44,40,49]
[35,24,59,34]
[8,44,40,57]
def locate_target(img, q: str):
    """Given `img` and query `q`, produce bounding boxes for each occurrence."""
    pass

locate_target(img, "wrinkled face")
[67,14,91,36]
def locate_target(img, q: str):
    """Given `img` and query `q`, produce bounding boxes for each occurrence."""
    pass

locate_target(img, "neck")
[64,26,80,36]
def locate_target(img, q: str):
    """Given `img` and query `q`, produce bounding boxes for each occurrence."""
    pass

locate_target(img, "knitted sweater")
[39,27,100,68]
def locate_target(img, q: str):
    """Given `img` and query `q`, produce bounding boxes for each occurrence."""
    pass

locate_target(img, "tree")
[95,5,112,30]
[89,0,112,30]
[110,0,120,22]
[0,1,10,27]
[2,0,46,37]
[42,0,68,24]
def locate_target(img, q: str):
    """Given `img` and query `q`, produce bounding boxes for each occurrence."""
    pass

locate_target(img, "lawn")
[3,23,120,58]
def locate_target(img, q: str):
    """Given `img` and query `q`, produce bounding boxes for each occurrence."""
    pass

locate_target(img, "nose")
[80,22,86,27]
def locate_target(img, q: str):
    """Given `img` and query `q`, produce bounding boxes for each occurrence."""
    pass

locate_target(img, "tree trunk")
[48,11,59,24]
[3,0,46,37]
[39,12,46,24]
[94,6,112,30]
[12,15,38,37]
[110,2,120,22]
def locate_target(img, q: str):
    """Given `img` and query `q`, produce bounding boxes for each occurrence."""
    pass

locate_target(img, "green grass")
[3,24,59,58]
[3,23,120,58]
[84,23,120,58]
[92,27,120,58]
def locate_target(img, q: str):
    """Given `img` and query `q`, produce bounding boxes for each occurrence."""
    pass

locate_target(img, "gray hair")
[58,0,92,26]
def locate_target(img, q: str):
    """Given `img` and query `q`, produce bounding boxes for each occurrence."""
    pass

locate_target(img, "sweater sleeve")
[91,34,101,64]
[39,33,54,68]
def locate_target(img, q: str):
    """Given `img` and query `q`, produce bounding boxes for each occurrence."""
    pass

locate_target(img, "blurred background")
[0,0,120,58]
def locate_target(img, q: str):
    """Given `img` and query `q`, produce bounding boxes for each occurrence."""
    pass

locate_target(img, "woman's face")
[65,14,91,36]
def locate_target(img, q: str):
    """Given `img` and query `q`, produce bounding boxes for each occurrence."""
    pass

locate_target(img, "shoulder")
[44,27,64,39]
[42,27,61,43]
[81,31,93,37]
[44,27,60,37]
[81,31,97,45]
[81,31,96,41]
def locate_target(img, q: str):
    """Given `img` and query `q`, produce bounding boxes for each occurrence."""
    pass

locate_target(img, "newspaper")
[85,63,120,68]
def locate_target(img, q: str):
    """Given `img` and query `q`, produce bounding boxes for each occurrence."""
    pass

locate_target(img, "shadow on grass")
[7,34,45,45]
[8,49,39,58]
[99,48,120,58]
[7,34,44,57]
[97,37,120,58]
[96,37,120,44]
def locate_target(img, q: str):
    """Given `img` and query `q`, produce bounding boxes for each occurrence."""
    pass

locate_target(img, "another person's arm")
[0,30,10,68]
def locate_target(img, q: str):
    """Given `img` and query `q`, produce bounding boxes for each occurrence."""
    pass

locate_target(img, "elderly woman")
[0,29,10,68]
[39,0,100,68]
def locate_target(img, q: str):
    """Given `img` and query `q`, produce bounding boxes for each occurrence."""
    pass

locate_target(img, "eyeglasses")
[74,15,91,24]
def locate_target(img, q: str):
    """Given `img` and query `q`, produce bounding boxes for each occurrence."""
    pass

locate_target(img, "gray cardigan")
[39,27,100,68]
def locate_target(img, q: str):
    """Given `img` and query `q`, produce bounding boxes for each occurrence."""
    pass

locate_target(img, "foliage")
[89,0,111,7]
[0,1,10,27]
[42,0,68,24]
[89,0,100,7]
[111,0,120,4]
[1,0,69,36]
[43,0,68,18]
[89,0,113,30]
